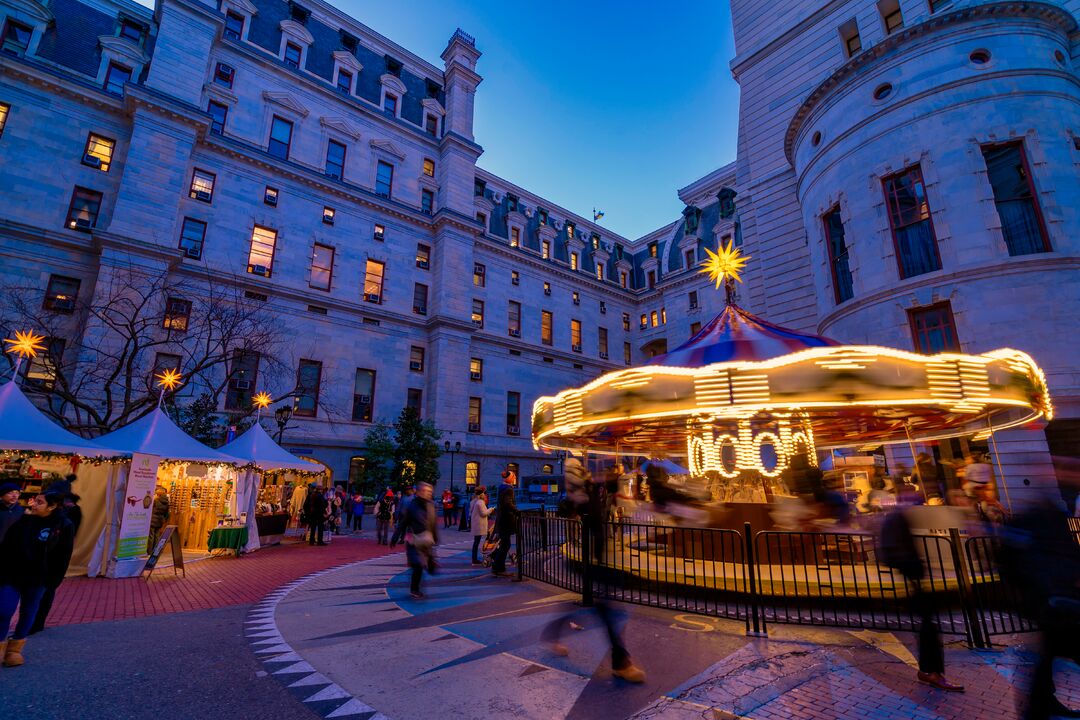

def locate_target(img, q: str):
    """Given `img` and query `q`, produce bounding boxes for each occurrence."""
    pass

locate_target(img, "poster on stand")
[110,452,162,578]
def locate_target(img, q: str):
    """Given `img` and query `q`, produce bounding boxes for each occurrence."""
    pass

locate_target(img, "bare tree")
[0,261,289,436]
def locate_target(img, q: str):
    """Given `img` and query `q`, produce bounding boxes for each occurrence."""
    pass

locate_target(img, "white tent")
[220,422,321,552]
[0,379,116,457]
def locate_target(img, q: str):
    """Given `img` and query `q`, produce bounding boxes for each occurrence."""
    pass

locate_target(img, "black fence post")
[948,527,988,649]
[516,513,525,582]
[581,520,594,607]
[743,522,765,636]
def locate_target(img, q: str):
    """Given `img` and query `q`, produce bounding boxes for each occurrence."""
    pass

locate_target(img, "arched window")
[542,464,554,474]
[465,461,479,486]
[507,463,519,478]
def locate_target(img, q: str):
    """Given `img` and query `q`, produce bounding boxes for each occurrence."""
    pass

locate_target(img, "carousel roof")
[653,303,839,367]
[219,422,321,472]
[96,407,238,464]
[0,380,119,457]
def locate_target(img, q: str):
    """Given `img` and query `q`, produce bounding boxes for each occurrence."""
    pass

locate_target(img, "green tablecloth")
[207,526,248,554]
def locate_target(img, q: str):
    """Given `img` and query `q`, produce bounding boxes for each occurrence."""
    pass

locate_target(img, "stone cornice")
[0,218,99,255]
[262,90,310,118]
[784,1,1076,164]
[98,35,150,66]
[0,56,122,113]
[279,19,314,46]
[320,115,362,140]
[124,84,210,131]
[332,49,363,73]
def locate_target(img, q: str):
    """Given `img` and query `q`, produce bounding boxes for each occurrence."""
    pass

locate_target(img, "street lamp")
[444,440,462,492]
[275,405,293,444]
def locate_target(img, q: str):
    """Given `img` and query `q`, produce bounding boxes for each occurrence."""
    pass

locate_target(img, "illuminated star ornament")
[253,392,272,409]
[4,330,47,360]
[701,240,749,292]
[155,368,182,392]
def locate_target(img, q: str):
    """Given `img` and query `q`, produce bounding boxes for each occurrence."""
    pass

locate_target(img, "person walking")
[352,493,365,532]
[374,490,394,545]
[29,481,82,635]
[0,482,24,545]
[441,488,454,529]
[541,458,646,683]
[147,486,170,553]
[304,484,327,546]
[491,469,519,577]
[0,486,71,667]
[470,487,494,565]
[391,482,438,599]
[393,486,414,530]
[342,491,354,533]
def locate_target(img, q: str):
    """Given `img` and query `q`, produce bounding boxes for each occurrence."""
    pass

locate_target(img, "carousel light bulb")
[700,240,749,289]
[4,329,47,359]
[252,392,272,409]
[156,367,182,391]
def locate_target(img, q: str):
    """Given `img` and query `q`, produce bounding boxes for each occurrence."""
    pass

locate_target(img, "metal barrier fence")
[518,512,1064,647]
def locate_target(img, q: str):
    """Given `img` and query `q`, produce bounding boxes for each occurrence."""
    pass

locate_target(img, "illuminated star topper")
[155,368,182,392]
[700,240,749,290]
[4,330,47,360]
[252,391,272,409]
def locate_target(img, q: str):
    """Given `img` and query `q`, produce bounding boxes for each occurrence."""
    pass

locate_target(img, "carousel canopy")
[96,407,238,464]
[0,379,119,457]
[219,422,321,472]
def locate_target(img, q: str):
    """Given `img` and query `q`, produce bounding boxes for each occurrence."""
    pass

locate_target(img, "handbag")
[411,530,435,551]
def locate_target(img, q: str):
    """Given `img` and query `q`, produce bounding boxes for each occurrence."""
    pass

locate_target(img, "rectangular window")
[43,275,80,313]
[622,313,630,331]
[690,321,702,336]
[409,346,424,372]
[600,301,607,314]
[908,302,960,354]
[223,11,244,40]
[599,327,608,356]
[623,342,631,366]
[840,19,861,57]
[620,271,628,288]
[374,223,385,241]
[468,397,481,431]
[596,265,604,281]
[688,290,699,310]
[508,300,521,336]
[294,359,322,417]
[322,206,335,225]
[823,206,854,303]
[473,262,485,287]
[511,270,519,285]
[406,388,422,415]
[352,368,376,422]
[661,308,667,324]
[103,63,132,95]
[541,240,550,259]
[981,142,1050,255]
[119,19,145,44]
[336,69,352,93]
[470,357,483,381]
[421,188,434,215]
[163,297,192,332]
[153,353,181,381]
[929,0,952,12]
[310,243,334,290]
[189,168,215,202]
[325,140,346,179]
[2,19,32,56]
[570,253,578,270]
[178,217,207,259]
[383,93,398,114]
[284,41,302,69]
[565,222,575,241]
[570,319,582,350]
[507,194,519,212]
[207,101,228,135]
[510,227,520,247]
[247,225,276,277]
[506,392,520,435]
[640,313,647,329]
[66,187,102,230]
[268,116,293,160]
[423,158,435,177]
[424,113,438,137]
[364,260,385,303]
[412,283,428,315]
[650,311,658,327]
[24,337,64,390]
[883,165,940,278]
[82,133,115,172]
[375,160,393,197]
[572,291,580,305]
[214,62,234,88]
[541,310,553,346]
[415,243,430,269]
[474,178,486,197]
[471,299,484,327]
[648,242,657,258]
[684,249,695,268]
[880,0,903,34]
[264,186,278,206]
[543,282,551,296]
[0,103,9,137]
[647,270,656,289]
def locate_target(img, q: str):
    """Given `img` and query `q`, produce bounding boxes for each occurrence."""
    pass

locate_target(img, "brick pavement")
[46,535,393,627]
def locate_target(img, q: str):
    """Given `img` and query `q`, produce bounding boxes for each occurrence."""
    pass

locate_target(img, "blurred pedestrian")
[491,469,519,577]
[29,480,81,635]
[880,488,963,692]
[0,486,71,667]
[394,486,414,529]
[391,481,438,599]
[352,493,365,532]
[0,482,24,544]
[541,458,645,683]
[969,480,1007,529]
[470,487,494,565]
[374,489,394,545]
[304,484,327,546]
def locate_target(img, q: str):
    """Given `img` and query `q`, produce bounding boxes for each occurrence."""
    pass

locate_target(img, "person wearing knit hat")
[0,482,23,545]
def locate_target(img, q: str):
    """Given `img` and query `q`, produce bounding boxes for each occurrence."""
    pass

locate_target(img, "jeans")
[542,601,630,669]
[911,584,944,674]
[353,513,363,531]
[29,586,58,634]
[344,511,353,530]
[410,566,423,595]
[472,535,483,564]
[0,584,46,640]
[308,521,324,545]
[492,532,513,574]
[376,518,390,544]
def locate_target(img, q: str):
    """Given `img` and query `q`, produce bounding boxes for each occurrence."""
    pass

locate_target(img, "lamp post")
[275,405,294,444]
[444,440,462,492]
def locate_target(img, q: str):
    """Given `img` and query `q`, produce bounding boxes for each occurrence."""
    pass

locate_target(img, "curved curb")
[244,556,395,720]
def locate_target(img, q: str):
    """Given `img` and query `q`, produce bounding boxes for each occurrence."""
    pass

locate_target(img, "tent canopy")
[96,407,237,464]
[220,422,321,472]
[0,380,119,457]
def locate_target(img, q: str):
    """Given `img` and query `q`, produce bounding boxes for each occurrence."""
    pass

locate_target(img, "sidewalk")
[250,541,1080,720]
[47,533,392,627]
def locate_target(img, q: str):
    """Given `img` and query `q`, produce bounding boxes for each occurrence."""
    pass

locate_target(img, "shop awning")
[0,379,120,457]
[96,407,237,464]
[219,422,321,472]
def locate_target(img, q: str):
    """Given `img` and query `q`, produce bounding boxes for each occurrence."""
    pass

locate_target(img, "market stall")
[219,422,323,551]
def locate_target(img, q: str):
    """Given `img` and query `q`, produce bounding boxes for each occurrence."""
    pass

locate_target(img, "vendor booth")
[220,422,323,551]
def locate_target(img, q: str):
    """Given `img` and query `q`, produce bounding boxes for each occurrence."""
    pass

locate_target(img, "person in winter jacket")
[147,486,170,553]
[491,470,519,577]
[469,487,495,564]
[0,485,71,667]
[352,494,365,532]
[374,490,394,545]
[391,482,438,598]
[304,484,328,546]
[29,483,82,635]
[0,482,24,545]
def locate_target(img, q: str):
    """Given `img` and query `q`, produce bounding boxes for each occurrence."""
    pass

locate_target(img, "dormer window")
[284,42,302,69]
[337,69,353,94]
[424,113,439,137]
[648,241,658,258]
[591,233,599,249]
[289,2,310,23]
[507,194,519,212]
[565,222,575,241]
[474,178,486,197]
[1,20,32,57]
[385,55,403,77]
[383,93,398,114]
[538,209,548,225]
[223,11,245,40]
[103,62,132,95]
[118,19,146,45]
[879,0,903,34]
[340,31,358,52]
[425,79,441,98]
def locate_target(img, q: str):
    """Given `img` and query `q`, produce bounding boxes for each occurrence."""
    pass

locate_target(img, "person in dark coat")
[29,483,82,635]
[374,490,394,545]
[0,481,24,544]
[491,470,519,577]
[0,486,71,667]
[390,482,438,598]
[147,485,169,553]
[304,484,328,546]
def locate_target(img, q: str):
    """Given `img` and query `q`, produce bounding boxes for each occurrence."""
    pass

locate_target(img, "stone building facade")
[1,0,1077,503]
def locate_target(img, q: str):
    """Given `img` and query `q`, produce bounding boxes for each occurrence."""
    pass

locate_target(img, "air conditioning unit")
[416,259,429,269]
[409,361,422,371]
[690,303,699,310]
[73,217,92,229]
[373,231,384,241]
[511,278,519,286]
[265,194,278,207]
[543,288,551,296]
[250,264,269,276]
[414,304,427,314]
[182,247,202,259]
[599,352,609,360]
[194,190,211,202]
[472,318,483,327]
[357,394,371,404]
[506,425,519,435]
[469,371,482,380]
[233,380,251,391]
[82,154,102,168]
[572,343,582,352]
[323,212,335,223]
[468,422,480,432]
[474,264,485,275]
[508,329,521,338]
[365,293,381,303]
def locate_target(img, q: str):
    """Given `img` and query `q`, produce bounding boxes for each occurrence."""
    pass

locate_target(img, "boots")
[3,638,26,667]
